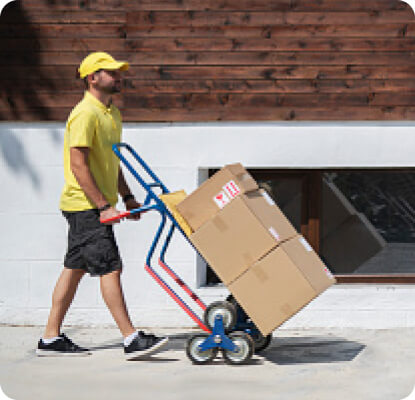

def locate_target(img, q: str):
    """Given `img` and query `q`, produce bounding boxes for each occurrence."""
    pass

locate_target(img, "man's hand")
[125,198,142,220]
[100,206,121,225]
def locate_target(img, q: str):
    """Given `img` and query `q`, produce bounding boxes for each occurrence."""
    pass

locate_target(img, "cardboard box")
[190,189,297,285]
[177,163,258,231]
[229,235,336,336]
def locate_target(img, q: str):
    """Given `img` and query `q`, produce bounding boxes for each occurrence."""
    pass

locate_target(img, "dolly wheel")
[253,333,272,353]
[222,331,254,365]
[204,301,237,332]
[226,294,272,353]
[186,334,218,364]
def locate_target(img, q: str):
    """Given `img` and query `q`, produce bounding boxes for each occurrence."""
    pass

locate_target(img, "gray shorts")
[62,209,122,276]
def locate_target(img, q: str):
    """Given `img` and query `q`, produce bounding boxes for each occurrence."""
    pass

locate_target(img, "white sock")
[41,336,60,344]
[124,330,139,347]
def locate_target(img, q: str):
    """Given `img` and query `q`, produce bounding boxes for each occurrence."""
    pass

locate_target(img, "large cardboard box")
[229,235,336,336]
[190,189,297,285]
[177,163,258,231]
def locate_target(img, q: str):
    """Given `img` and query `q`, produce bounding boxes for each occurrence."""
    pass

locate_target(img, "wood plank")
[125,23,415,38]
[21,0,125,11]
[122,92,415,108]
[123,0,408,11]
[5,78,415,94]
[3,51,415,66]
[1,24,126,38]
[0,9,125,24]
[3,105,415,122]
[126,10,415,26]
[0,93,89,110]
[124,79,415,94]
[4,37,415,52]
[3,65,415,80]
[123,66,415,80]
[120,106,415,121]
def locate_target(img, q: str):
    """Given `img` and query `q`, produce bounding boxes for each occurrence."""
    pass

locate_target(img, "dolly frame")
[105,142,211,333]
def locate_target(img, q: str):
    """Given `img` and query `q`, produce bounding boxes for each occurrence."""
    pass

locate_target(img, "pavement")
[0,325,415,400]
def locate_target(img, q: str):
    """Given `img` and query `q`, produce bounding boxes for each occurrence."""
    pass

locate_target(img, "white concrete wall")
[1,121,415,329]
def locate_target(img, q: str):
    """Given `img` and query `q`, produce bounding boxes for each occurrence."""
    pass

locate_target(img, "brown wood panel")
[21,0,125,11]
[125,23,415,38]
[3,105,415,122]
[123,92,415,109]
[120,106,415,121]
[0,9,126,24]
[126,11,414,26]
[124,79,415,94]
[4,51,415,66]
[1,24,126,38]
[123,66,415,80]
[125,37,415,52]
[4,65,415,81]
[123,0,407,11]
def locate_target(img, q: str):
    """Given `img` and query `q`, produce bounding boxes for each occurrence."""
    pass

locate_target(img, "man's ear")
[88,72,99,86]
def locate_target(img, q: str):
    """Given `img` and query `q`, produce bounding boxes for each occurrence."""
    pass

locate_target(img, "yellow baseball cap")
[78,52,129,79]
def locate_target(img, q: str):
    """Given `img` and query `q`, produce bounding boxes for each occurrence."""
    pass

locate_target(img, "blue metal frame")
[198,315,237,352]
[112,143,208,331]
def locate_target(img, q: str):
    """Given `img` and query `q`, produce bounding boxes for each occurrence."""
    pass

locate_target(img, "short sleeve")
[67,110,96,148]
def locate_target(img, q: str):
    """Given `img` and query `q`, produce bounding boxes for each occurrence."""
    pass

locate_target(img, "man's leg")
[43,267,86,339]
[99,269,135,338]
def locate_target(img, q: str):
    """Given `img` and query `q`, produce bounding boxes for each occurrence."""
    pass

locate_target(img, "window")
[206,169,415,285]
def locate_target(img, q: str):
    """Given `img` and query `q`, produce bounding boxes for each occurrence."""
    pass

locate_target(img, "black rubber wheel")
[226,294,272,353]
[185,334,218,364]
[251,332,272,353]
[222,331,254,365]
[204,301,237,332]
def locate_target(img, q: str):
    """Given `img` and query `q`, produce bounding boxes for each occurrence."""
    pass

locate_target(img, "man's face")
[91,69,122,94]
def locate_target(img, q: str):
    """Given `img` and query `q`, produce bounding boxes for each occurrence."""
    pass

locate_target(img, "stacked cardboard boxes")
[177,163,336,336]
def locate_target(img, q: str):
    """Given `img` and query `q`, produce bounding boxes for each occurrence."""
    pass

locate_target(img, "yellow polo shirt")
[60,91,122,211]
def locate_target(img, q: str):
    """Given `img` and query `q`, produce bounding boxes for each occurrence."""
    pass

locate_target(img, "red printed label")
[223,180,241,199]
[213,190,231,209]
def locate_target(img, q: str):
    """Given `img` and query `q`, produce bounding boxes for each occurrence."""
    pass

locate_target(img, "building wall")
[1,121,415,329]
[1,0,415,122]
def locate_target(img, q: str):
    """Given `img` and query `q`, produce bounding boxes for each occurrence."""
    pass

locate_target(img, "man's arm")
[118,168,141,219]
[70,146,120,223]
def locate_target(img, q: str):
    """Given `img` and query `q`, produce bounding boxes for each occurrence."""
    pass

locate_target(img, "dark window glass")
[320,171,415,274]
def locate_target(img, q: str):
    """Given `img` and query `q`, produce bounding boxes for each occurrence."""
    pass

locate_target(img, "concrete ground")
[0,326,415,400]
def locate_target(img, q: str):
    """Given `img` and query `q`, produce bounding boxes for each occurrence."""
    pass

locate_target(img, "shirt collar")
[84,91,113,112]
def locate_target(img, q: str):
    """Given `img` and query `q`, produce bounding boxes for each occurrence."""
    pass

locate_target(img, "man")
[36,52,168,360]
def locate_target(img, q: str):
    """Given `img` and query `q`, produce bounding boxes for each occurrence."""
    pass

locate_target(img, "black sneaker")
[36,333,91,357]
[124,331,168,360]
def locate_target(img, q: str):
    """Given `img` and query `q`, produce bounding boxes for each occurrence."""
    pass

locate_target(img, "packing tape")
[213,216,228,232]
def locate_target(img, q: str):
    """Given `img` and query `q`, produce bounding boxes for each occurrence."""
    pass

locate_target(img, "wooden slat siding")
[123,0,410,11]
[121,93,415,108]
[3,106,415,122]
[126,11,414,25]
[5,79,415,95]
[1,24,126,38]
[4,65,415,80]
[124,79,415,94]
[5,37,415,52]
[4,52,415,66]
[125,24,415,38]
[0,10,126,24]
[1,0,415,122]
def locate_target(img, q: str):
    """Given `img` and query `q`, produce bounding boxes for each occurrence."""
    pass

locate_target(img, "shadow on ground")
[261,336,365,365]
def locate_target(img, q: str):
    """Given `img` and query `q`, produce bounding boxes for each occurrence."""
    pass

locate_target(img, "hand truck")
[101,143,272,364]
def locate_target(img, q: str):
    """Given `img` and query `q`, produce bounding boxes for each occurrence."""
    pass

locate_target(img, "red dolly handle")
[100,211,131,224]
